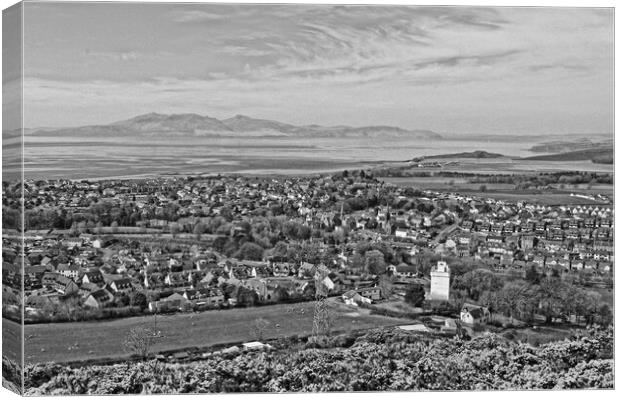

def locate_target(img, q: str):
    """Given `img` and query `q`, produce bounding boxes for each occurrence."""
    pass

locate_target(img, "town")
[2,169,613,339]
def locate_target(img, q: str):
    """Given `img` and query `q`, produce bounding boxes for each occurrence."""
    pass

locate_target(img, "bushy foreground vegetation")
[2,356,22,394]
[24,326,613,394]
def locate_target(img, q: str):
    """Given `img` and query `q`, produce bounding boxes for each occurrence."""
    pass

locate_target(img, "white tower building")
[430,261,450,301]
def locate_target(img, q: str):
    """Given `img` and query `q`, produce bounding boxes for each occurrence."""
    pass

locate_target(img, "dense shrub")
[24,326,613,394]
[2,356,22,393]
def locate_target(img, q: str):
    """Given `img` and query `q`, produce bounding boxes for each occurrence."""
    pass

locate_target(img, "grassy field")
[499,324,578,346]
[15,299,410,365]
[373,299,425,315]
[381,177,613,205]
[2,316,22,364]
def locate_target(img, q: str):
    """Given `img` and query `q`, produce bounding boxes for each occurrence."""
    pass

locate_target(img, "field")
[381,176,613,205]
[12,299,410,365]
[2,315,22,364]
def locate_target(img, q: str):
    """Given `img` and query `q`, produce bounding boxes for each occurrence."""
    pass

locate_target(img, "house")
[271,262,292,276]
[247,263,274,278]
[182,287,225,307]
[357,286,382,302]
[342,290,371,306]
[109,278,135,294]
[84,289,115,309]
[165,272,191,288]
[395,228,409,238]
[79,282,100,298]
[41,273,79,295]
[460,303,490,327]
[149,292,188,312]
[25,294,56,310]
[41,272,59,288]
[228,266,251,280]
[242,278,283,303]
[393,263,417,278]
[56,263,80,280]
[81,270,105,287]
[297,262,316,278]
[54,275,80,295]
[62,237,83,249]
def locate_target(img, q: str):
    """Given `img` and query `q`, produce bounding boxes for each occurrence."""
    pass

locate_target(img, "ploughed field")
[15,299,409,364]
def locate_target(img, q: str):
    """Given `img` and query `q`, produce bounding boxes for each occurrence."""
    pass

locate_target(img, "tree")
[236,242,264,261]
[378,275,394,300]
[537,278,567,324]
[597,304,613,327]
[220,283,237,300]
[213,236,229,253]
[496,280,539,324]
[453,269,503,301]
[169,223,180,238]
[116,293,131,307]
[237,286,259,307]
[193,222,207,240]
[365,250,386,275]
[272,241,288,258]
[404,283,426,307]
[122,326,157,360]
[130,291,148,310]
[525,265,541,284]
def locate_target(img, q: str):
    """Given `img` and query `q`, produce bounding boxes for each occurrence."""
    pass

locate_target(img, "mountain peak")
[113,112,231,132]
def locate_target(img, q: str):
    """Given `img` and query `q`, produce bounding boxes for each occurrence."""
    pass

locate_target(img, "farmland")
[381,176,613,205]
[15,299,410,364]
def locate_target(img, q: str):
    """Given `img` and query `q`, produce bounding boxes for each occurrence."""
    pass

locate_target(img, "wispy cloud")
[85,50,141,61]
[172,10,227,22]
[219,45,272,57]
[21,4,613,136]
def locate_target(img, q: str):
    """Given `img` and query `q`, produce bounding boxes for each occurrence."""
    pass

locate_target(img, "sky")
[11,2,615,136]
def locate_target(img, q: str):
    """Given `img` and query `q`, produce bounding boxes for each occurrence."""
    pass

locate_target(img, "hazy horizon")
[8,110,617,139]
[5,3,615,136]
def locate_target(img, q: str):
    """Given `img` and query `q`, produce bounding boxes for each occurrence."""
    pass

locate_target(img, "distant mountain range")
[25,113,443,139]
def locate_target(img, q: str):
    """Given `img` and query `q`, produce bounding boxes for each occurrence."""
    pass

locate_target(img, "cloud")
[172,10,227,22]
[86,50,140,61]
[528,63,589,73]
[21,5,613,136]
[219,46,272,57]
[436,8,509,30]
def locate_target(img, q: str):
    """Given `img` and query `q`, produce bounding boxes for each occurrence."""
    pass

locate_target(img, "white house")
[460,303,490,327]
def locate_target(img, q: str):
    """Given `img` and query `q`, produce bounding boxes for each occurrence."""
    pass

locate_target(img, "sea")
[2,135,613,181]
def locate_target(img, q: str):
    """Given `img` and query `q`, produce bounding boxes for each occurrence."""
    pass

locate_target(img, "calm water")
[2,136,613,180]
